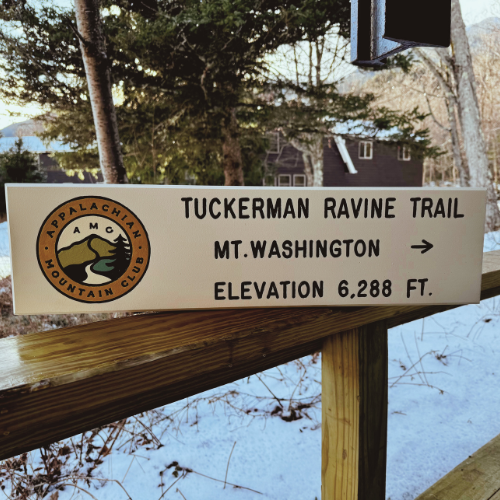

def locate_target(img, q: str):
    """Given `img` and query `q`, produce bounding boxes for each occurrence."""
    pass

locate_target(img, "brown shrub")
[0,276,117,339]
[0,275,12,316]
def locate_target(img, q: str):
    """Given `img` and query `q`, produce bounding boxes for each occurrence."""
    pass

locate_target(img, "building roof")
[0,136,72,154]
[334,121,401,140]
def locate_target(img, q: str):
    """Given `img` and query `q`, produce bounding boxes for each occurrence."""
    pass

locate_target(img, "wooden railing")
[416,432,500,500]
[1,250,500,499]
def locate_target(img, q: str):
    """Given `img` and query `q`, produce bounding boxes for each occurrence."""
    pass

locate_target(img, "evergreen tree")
[107,233,131,280]
[0,138,45,213]
[0,0,437,187]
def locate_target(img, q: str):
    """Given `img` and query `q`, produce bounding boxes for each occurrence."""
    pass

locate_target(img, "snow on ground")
[386,299,500,499]
[0,222,10,278]
[49,297,500,500]
[2,224,500,499]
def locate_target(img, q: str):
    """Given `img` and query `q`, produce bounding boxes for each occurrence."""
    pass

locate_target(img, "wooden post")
[322,321,388,500]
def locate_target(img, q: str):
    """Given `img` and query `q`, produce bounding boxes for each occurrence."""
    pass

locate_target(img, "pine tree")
[107,233,131,280]
[0,138,45,213]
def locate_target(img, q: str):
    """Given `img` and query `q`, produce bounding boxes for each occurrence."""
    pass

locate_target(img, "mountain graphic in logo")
[57,234,131,286]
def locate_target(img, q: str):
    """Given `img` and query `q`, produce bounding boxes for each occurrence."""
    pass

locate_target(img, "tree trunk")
[416,48,470,187]
[221,108,244,186]
[450,0,499,230]
[74,0,128,184]
[301,152,315,187]
[445,94,469,186]
[310,148,324,187]
[292,135,324,187]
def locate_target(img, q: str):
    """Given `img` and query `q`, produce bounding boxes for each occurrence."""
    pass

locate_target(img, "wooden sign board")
[6,185,485,315]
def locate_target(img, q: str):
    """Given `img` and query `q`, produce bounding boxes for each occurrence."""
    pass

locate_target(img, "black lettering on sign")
[267,198,281,219]
[282,240,293,258]
[268,241,281,258]
[251,241,266,258]
[231,240,242,259]
[325,198,397,219]
[182,197,310,219]
[280,281,291,299]
[215,282,226,300]
[194,198,207,219]
[239,198,250,219]
[224,198,236,219]
[181,197,193,218]
[313,281,324,298]
[252,198,265,219]
[371,199,382,218]
[241,282,252,299]
[215,241,230,259]
[228,282,239,300]
[254,282,266,299]
[267,282,279,299]
[298,198,309,218]
[283,199,296,219]
[209,198,221,219]
[316,240,327,258]
[410,197,465,218]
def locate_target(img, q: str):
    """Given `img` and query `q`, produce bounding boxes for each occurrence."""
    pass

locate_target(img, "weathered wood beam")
[416,433,500,500]
[1,250,500,460]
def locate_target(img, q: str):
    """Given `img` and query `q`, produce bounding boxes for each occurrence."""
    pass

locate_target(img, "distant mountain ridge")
[0,119,44,138]
[467,17,500,49]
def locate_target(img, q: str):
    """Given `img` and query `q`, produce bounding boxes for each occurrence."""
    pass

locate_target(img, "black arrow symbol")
[411,239,434,254]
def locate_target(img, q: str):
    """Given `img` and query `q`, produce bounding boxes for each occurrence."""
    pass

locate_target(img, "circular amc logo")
[37,196,150,303]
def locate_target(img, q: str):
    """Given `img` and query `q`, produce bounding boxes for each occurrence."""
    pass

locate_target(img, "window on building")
[278,174,291,186]
[266,132,280,154]
[359,141,373,159]
[398,145,411,161]
[184,170,197,185]
[263,175,276,186]
[293,174,306,187]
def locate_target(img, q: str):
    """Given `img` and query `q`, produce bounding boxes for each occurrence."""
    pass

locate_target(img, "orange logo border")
[36,196,150,303]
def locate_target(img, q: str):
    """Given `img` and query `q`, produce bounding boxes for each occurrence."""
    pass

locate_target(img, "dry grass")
[0,276,117,339]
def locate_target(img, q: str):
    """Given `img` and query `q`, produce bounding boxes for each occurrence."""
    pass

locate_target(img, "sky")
[0,0,498,132]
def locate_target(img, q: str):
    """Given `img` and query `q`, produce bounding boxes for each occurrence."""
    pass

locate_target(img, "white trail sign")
[6,185,486,314]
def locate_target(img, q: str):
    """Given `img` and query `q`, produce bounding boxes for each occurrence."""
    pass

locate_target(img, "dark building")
[263,133,423,187]
[39,152,102,184]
